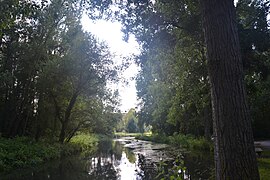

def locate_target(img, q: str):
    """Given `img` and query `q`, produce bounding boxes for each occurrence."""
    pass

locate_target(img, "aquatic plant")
[156,156,186,180]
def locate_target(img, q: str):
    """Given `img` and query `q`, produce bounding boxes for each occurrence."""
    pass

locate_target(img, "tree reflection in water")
[60,140,213,180]
[136,153,157,179]
[0,139,213,180]
[87,140,159,180]
[87,140,141,179]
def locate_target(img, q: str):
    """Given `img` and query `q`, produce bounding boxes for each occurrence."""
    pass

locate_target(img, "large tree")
[0,0,121,141]
[200,0,259,179]
[114,0,263,178]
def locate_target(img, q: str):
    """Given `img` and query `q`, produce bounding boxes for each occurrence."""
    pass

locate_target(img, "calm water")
[0,137,214,180]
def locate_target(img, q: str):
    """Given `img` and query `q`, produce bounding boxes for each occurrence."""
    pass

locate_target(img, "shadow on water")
[0,138,214,180]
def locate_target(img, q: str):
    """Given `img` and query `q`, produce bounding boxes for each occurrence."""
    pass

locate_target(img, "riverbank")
[0,133,101,173]
[133,133,270,179]
[134,133,213,151]
[258,150,270,179]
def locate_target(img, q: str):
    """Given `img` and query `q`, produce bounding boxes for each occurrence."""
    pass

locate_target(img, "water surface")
[0,137,213,179]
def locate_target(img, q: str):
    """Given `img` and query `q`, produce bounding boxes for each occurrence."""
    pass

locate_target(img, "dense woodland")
[0,0,270,179]
[1,0,269,140]
[0,0,122,143]
[120,1,269,178]
[118,0,270,140]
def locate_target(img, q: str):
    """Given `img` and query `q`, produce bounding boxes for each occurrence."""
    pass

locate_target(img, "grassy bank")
[114,132,212,151]
[135,133,213,151]
[258,150,270,179]
[114,132,151,138]
[135,133,270,178]
[0,134,99,173]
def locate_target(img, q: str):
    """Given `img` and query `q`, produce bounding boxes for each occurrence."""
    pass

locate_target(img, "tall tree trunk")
[203,106,211,140]
[200,0,259,179]
[59,121,67,143]
[66,123,82,143]
[59,92,79,143]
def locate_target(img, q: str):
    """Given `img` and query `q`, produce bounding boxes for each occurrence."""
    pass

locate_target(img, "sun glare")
[81,14,140,112]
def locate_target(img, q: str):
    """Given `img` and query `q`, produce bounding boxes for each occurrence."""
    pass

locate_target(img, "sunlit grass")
[135,133,213,151]
[258,150,270,179]
[114,132,152,137]
[69,133,99,155]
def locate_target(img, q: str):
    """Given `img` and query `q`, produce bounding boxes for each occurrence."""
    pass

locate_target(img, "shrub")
[0,133,100,173]
[69,133,99,156]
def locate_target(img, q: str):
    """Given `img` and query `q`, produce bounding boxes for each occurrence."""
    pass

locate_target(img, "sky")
[80,0,245,112]
[81,14,140,112]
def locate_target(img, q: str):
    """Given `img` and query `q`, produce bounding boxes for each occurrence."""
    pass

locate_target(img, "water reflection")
[0,138,213,180]
[87,140,138,179]
[87,140,147,180]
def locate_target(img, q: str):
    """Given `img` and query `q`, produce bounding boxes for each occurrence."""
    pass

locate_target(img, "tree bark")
[200,0,259,179]
[65,122,82,143]
[203,106,211,140]
[59,92,79,143]
[59,121,67,143]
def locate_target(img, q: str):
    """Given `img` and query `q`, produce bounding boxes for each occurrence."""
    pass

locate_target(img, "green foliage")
[0,133,102,173]
[236,0,270,139]
[168,134,213,151]
[126,119,138,133]
[258,156,270,179]
[136,133,213,151]
[117,108,140,133]
[0,0,120,141]
[118,0,212,137]
[136,133,171,144]
[114,132,146,137]
[156,157,186,180]
[0,137,60,172]
[117,0,270,141]
[69,133,98,155]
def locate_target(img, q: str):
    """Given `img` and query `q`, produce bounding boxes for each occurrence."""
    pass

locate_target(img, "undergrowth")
[69,133,99,156]
[0,137,61,172]
[0,133,100,173]
[135,133,213,151]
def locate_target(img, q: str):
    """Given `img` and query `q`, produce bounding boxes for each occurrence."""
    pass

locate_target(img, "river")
[0,137,214,180]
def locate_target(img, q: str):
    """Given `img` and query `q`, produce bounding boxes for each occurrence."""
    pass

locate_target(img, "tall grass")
[136,133,213,151]
[114,132,151,138]
[168,134,213,151]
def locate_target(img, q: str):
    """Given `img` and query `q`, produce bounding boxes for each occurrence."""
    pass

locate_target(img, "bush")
[170,134,213,151]
[0,137,61,172]
[0,133,100,173]
[69,133,98,155]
